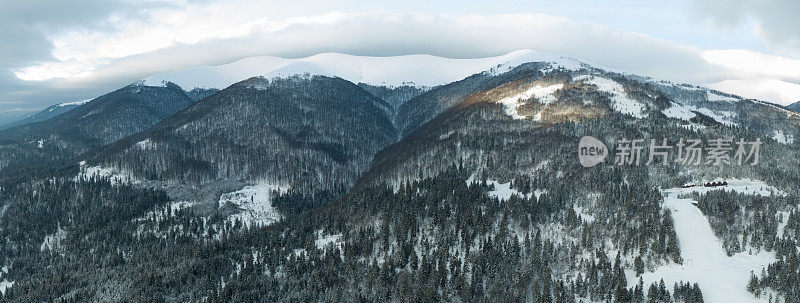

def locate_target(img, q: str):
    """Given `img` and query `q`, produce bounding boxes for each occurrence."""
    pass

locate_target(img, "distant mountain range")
[0,100,88,130]
[0,82,194,175]
[787,100,800,112]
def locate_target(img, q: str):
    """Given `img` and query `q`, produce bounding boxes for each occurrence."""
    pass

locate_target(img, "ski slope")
[633,180,784,303]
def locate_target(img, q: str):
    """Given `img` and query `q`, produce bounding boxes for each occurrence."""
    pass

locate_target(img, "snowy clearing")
[75,161,136,185]
[0,280,13,295]
[40,224,67,252]
[0,266,11,295]
[135,138,157,150]
[573,205,596,223]
[315,232,343,250]
[706,91,739,103]
[218,183,288,227]
[772,130,794,144]
[486,180,546,201]
[662,103,696,121]
[58,99,91,107]
[690,107,738,126]
[672,179,785,197]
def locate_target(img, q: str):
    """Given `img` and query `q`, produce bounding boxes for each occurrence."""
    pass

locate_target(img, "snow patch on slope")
[707,78,800,106]
[58,99,91,107]
[486,180,546,201]
[315,232,343,250]
[573,205,596,223]
[40,224,67,252]
[691,107,738,126]
[218,183,288,227]
[772,130,794,144]
[0,266,11,295]
[681,178,785,197]
[135,138,156,150]
[497,84,563,120]
[76,161,136,185]
[0,280,12,295]
[662,103,696,121]
[706,91,739,103]
[574,75,645,118]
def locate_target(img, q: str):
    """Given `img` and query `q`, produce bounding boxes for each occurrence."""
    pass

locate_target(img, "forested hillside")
[0,82,194,176]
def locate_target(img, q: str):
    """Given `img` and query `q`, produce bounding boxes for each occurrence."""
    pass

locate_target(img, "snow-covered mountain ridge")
[141,49,591,90]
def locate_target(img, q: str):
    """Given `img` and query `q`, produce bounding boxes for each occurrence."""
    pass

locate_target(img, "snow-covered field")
[40,225,67,252]
[485,180,546,201]
[57,99,91,107]
[706,91,739,103]
[0,280,12,296]
[315,232,343,250]
[772,130,794,144]
[0,266,12,295]
[634,179,784,303]
[75,161,136,185]
[218,183,288,227]
[671,179,785,197]
[662,103,697,121]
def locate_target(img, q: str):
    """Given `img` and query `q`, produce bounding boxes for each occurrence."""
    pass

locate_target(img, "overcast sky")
[2,0,800,116]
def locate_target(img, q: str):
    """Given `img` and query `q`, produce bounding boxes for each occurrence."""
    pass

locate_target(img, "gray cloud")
[692,0,800,52]
[0,0,190,112]
[45,12,730,84]
[2,4,798,115]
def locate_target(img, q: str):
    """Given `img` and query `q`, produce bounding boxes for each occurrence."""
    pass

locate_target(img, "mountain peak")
[140,50,598,91]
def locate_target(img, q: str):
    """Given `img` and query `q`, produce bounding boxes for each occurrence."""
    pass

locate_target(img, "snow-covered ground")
[662,103,697,121]
[706,78,800,107]
[690,106,738,126]
[634,180,784,303]
[40,224,67,252]
[0,280,12,296]
[672,179,785,197]
[315,232,343,250]
[58,98,91,107]
[218,183,288,227]
[75,161,136,185]
[706,91,740,103]
[141,49,590,90]
[496,83,563,120]
[573,205,596,223]
[772,130,794,144]
[573,75,645,118]
[0,266,12,295]
[485,180,546,201]
[135,138,157,150]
